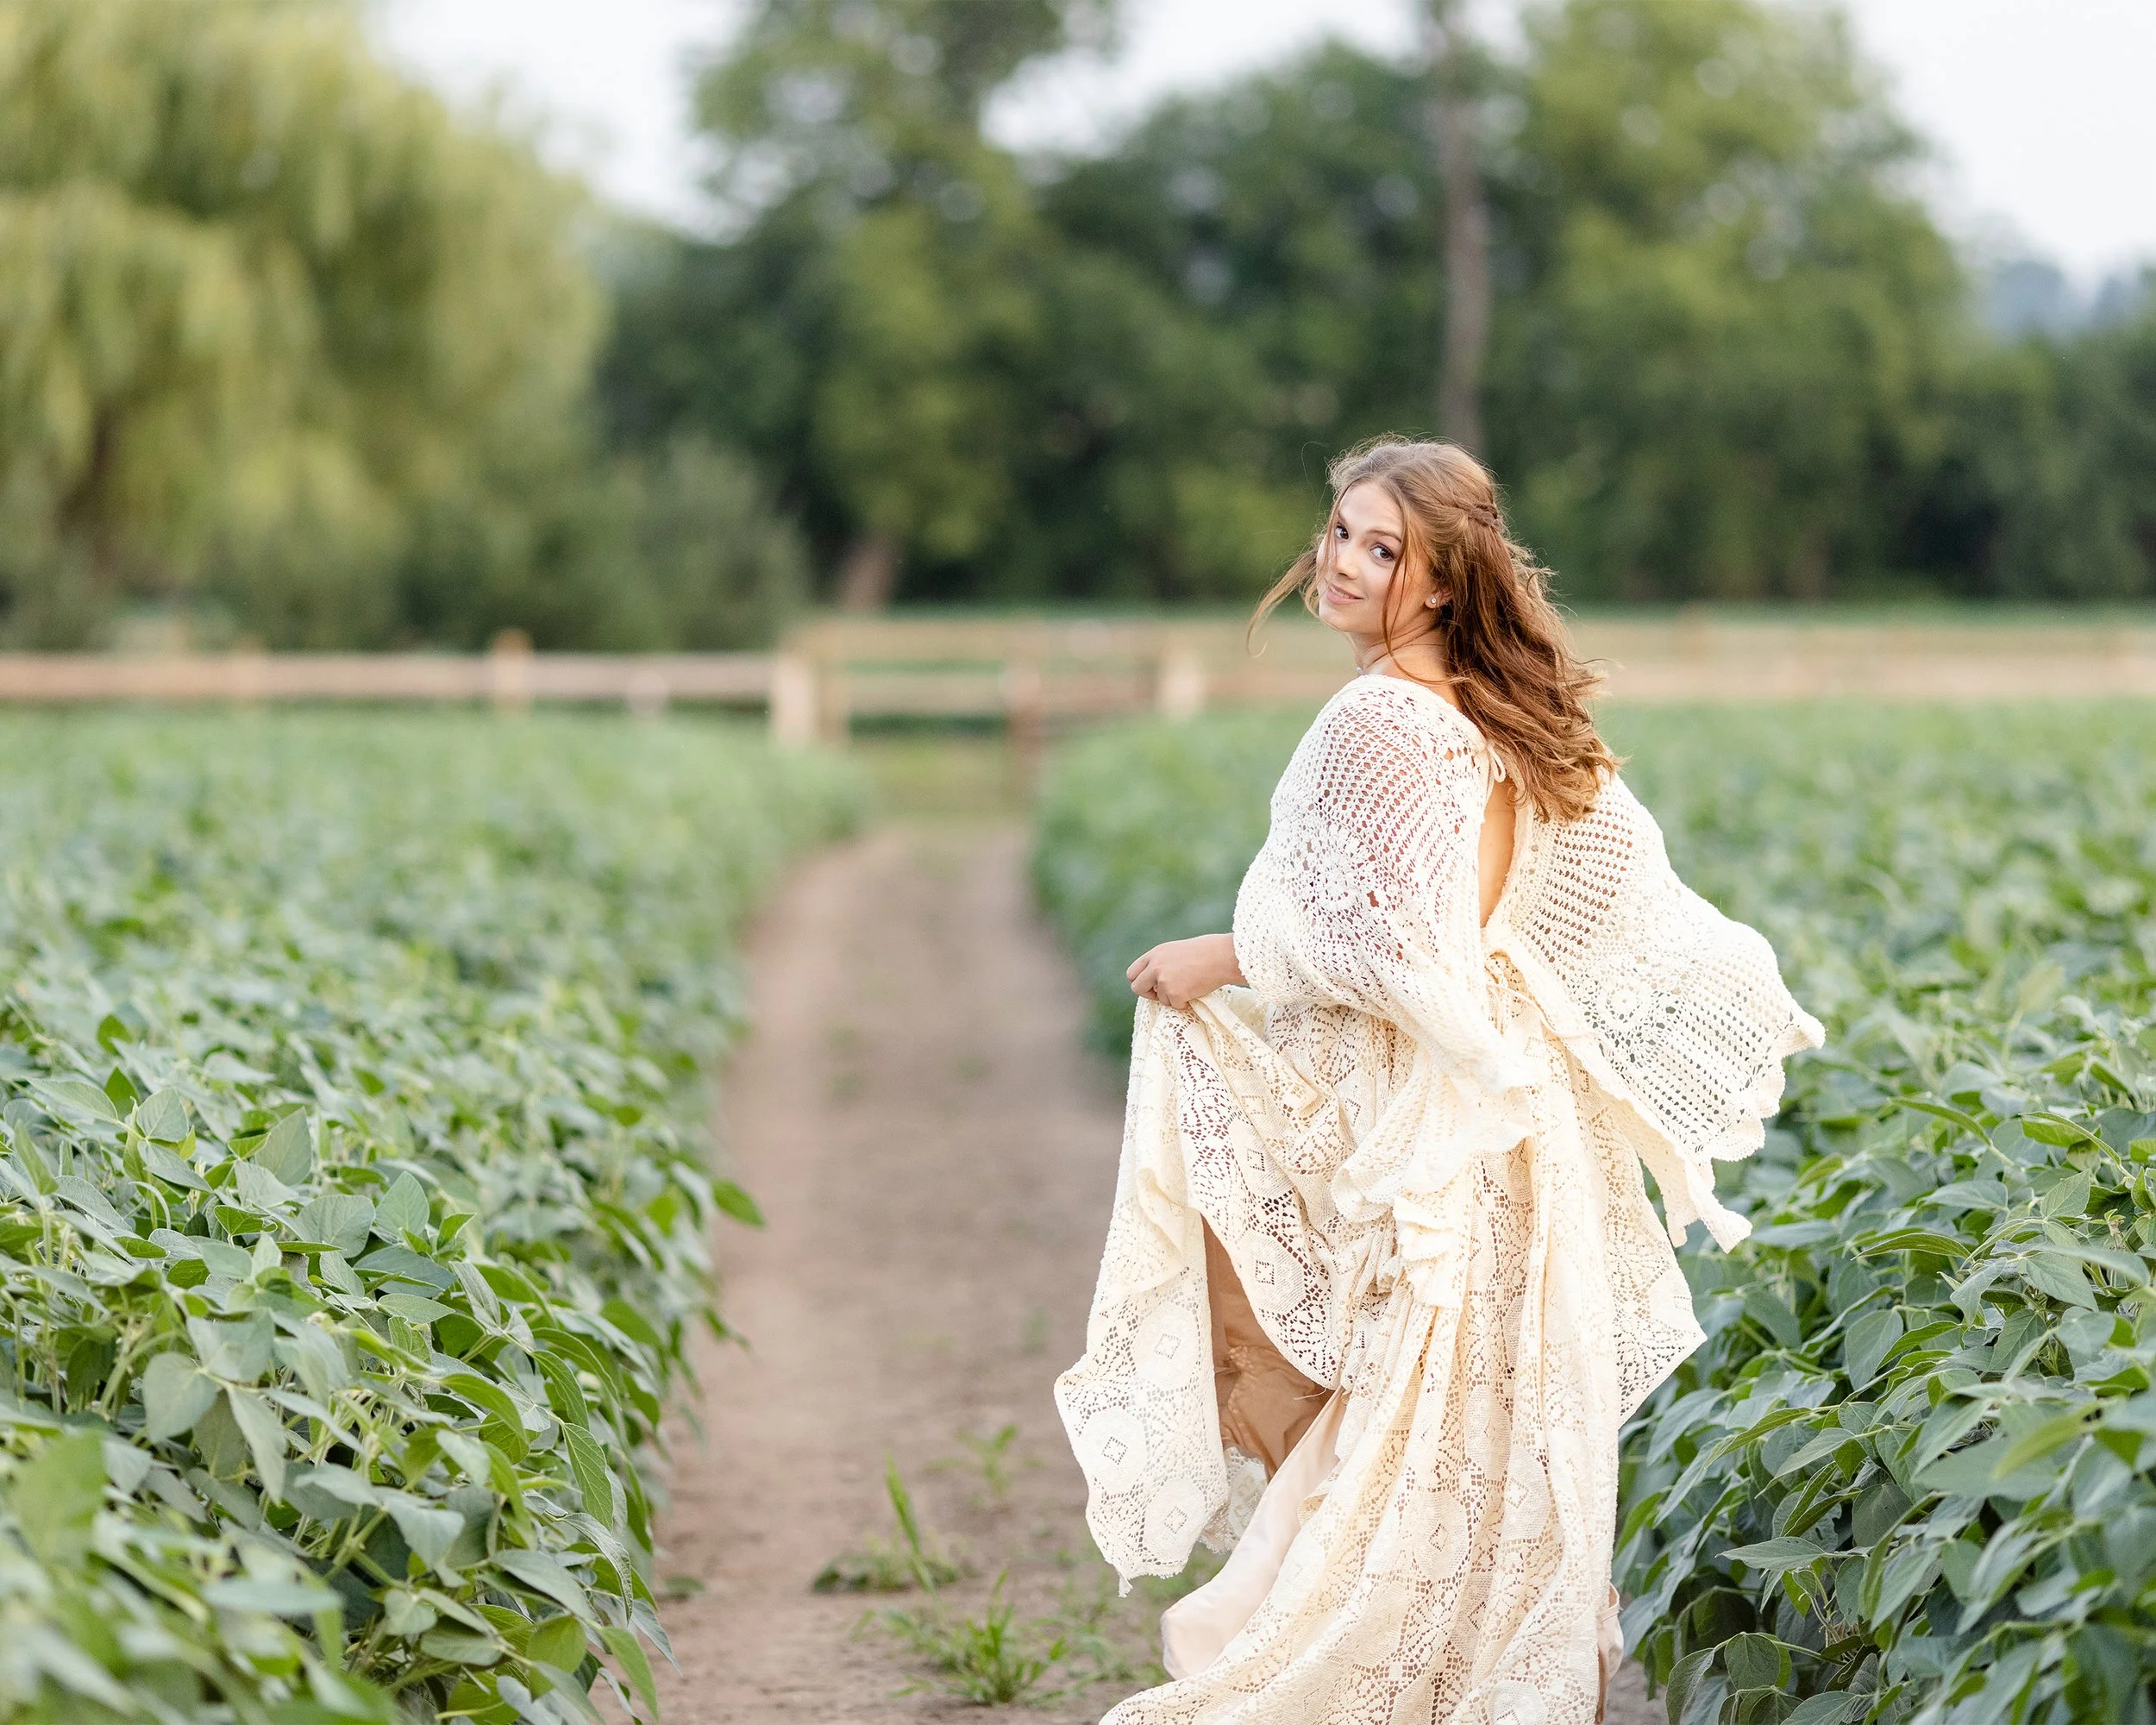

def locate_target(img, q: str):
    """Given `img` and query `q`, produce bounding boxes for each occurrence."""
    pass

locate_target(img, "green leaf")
[383,1494,466,1569]
[421,1630,503,1666]
[1892,1098,1991,1141]
[141,1143,208,1192]
[1917,1435,2047,1500]
[203,1578,341,1618]
[373,1172,430,1240]
[1782,1696,1860,1725]
[494,1547,594,1621]
[379,1293,453,1325]
[442,1372,529,1459]
[524,1614,588,1675]
[536,1352,590,1430]
[599,1624,658,1719]
[33,1077,120,1122]
[601,1299,664,1352]
[711,1178,763,1226]
[273,1326,351,1402]
[1742,1287,1803,1350]
[566,1424,615,1522]
[1721,1632,1789,1691]
[252,1110,315,1184]
[1997,1409,2090,1472]
[1852,1477,1912,1547]
[295,1192,374,1257]
[1722,1536,1828,1578]
[1866,1544,1941,1626]
[1663,1646,1713,1725]
[1843,1307,1904,1389]
[10,1429,106,1563]
[1853,1227,1972,1260]
[133,1088,189,1143]
[226,1388,289,1501]
[382,1590,438,1638]
[288,1462,381,1524]
[192,1390,251,1479]
[2022,1251,2096,1308]
[189,1313,276,1383]
[356,1245,455,1289]
[141,1352,222,1440]
[2037,1170,2092,1217]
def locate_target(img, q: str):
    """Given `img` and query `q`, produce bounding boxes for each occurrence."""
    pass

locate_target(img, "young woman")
[1056,439,1821,1724]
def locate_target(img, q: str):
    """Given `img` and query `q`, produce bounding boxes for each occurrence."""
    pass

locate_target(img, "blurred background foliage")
[3,0,2154,645]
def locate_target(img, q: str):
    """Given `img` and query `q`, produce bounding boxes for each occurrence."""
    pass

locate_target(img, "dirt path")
[643,818,1655,1723]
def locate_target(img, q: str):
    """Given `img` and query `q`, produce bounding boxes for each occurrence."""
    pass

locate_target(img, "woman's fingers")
[1128,940,1213,1007]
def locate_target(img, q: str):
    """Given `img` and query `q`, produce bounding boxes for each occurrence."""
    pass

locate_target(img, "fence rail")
[3,617,2153,747]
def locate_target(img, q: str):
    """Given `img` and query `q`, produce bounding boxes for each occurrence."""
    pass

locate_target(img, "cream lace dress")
[1056,676,1821,1725]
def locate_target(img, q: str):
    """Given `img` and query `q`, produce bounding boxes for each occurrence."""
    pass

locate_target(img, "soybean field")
[0,716,861,1723]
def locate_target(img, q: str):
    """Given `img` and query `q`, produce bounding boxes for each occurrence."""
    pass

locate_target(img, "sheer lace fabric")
[1056,677,1821,1724]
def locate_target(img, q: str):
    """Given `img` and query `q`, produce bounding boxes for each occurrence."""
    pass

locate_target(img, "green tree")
[610,0,2072,610]
[1493,0,1966,600]
[685,0,1112,607]
[0,0,602,644]
[1036,47,1464,568]
[1918,286,2156,600]
[1031,47,1469,597]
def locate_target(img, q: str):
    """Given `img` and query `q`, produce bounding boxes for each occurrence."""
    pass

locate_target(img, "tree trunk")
[1426,0,1489,455]
[836,532,899,612]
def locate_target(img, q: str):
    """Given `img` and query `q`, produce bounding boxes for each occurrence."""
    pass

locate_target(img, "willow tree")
[0,0,600,644]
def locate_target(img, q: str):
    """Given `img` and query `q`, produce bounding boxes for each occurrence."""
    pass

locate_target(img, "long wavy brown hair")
[1252,437,1615,823]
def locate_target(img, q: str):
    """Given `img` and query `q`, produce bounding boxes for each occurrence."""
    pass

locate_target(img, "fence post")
[1004,649,1044,792]
[1155,643,1208,721]
[769,653,818,749]
[624,665,669,719]
[488,630,534,714]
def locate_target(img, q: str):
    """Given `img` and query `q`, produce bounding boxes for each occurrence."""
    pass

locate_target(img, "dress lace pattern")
[1055,677,1821,1724]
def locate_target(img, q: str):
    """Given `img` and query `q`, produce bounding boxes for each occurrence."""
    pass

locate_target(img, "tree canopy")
[0,0,809,648]
[608,0,2156,610]
[0,0,609,642]
[8,0,2149,639]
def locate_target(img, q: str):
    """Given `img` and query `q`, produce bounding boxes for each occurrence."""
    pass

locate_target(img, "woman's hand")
[1126,933,1245,1011]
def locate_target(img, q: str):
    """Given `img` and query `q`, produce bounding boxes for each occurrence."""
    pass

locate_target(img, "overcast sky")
[373,0,2156,285]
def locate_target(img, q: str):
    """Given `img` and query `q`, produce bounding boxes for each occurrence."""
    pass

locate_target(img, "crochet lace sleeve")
[1232,685,1533,1099]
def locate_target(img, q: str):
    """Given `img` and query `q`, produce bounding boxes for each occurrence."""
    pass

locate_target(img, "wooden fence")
[2,616,2153,747]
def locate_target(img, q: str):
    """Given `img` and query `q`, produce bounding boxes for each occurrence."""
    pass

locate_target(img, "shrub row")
[1033,703,2156,1724]
[0,716,861,1723]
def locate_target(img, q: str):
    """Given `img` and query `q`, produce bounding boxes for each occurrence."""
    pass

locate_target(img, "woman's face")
[1313,480,1429,643]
